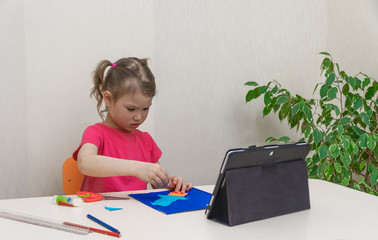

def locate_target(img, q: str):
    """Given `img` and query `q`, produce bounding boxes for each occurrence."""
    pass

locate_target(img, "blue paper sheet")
[129,187,211,214]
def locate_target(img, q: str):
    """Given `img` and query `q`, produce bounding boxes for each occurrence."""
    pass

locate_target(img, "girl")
[73,57,192,193]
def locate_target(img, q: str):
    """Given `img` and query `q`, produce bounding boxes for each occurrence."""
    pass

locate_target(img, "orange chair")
[62,157,83,195]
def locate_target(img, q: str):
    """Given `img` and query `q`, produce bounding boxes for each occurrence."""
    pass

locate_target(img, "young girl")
[73,57,192,193]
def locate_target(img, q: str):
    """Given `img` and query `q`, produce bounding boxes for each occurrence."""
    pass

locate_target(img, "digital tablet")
[205,142,310,218]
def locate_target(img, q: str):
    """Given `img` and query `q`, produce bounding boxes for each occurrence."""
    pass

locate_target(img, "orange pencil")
[63,221,121,238]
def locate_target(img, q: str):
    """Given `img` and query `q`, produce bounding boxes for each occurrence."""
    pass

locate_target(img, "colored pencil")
[87,214,121,234]
[102,195,130,200]
[64,221,121,238]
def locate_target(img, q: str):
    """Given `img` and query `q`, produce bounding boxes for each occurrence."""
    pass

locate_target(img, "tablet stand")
[208,159,310,226]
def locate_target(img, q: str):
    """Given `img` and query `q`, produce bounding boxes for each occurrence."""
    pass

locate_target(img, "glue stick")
[53,195,83,207]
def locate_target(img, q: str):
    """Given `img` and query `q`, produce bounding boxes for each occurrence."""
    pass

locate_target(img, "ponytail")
[90,60,112,120]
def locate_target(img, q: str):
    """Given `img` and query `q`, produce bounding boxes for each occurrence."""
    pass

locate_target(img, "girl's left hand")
[167,176,193,193]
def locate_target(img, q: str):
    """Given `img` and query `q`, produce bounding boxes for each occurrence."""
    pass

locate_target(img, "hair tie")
[111,63,117,68]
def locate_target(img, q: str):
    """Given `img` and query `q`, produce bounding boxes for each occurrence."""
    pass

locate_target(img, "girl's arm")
[77,143,169,188]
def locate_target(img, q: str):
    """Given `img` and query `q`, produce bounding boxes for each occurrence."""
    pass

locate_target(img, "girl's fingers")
[181,182,187,193]
[152,176,164,188]
[166,176,193,192]
[154,166,169,187]
[174,178,184,192]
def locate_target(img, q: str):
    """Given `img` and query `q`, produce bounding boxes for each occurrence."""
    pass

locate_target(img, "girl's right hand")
[135,162,169,188]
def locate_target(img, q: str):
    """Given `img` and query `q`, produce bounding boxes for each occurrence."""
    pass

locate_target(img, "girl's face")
[103,90,152,132]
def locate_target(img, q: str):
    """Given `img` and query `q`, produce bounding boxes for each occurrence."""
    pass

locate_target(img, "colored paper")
[168,191,188,197]
[151,195,188,207]
[129,187,211,214]
[104,206,123,211]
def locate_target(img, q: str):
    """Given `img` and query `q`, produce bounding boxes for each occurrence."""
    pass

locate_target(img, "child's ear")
[103,91,113,107]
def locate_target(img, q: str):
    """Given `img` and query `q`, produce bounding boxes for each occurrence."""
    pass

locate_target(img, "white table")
[0,179,377,240]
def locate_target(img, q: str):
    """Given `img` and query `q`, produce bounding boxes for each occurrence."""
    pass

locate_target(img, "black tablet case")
[207,144,310,226]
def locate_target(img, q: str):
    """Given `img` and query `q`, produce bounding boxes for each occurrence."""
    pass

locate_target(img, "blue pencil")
[87,214,120,234]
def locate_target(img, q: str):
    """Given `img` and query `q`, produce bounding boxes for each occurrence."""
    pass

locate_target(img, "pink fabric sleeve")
[145,132,162,164]
[72,125,102,160]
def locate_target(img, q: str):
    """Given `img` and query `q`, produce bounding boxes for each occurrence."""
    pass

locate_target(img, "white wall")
[0,0,28,198]
[153,0,378,187]
[154,0,329,185]
[1,0,377,198]
[1,0,155,198]
[326,0,378,75]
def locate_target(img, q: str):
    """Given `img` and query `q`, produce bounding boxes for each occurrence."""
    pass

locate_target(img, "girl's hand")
[167,176,193,193]
[135,162,169,188]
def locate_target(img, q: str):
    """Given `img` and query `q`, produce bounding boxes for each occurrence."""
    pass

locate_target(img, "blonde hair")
[90,57,156,120]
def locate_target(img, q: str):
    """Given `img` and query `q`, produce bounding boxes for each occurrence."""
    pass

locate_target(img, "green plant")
[245,52,378,195]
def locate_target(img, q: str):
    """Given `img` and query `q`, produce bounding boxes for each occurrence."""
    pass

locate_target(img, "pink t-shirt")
[73,123,162,193]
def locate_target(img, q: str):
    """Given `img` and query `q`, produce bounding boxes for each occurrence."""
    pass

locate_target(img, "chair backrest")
[62,157,83,195]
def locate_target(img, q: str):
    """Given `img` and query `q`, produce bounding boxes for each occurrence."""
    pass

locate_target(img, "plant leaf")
[345,154,352,166]
[365,86,376,100]
[276,95,288,105]
[277,136,291,143]
[339,117,350,126]
[253,87,262,99]
[264,92,272,105]
[317,162,327,176]
[326,73,336,85]
[246,90,255,102]
[348,76,356,89]
[340,153,352,167]
[312,153,320,164]
[304,127,312,138]
[319,52,331,56]
[328,62,334,72]
[370,169,378,186]
[329,144,340,158]
[342,138,350,150]
[367,135,376,150]
[245,81,258,86]
[327,87,338,100]
[353,97,363,111]
[342,84,350,96]
[306,111,313,123]
[362,78,371,89]
[265,136,277,142]
[358,133,368,148]
[319,85,329,98]
[271,85,278,94]
[263,106,272,116]
[313,130,323,144]
[360,113,370,125]
[334,162,342,173]
[352,182,361,191]
[325,165,334,180]
[318,145,329,160]
[291,103,300,115]
[340,153,347,167]
[325,131,337,143]
[259,86,268,94]
[367,163,375,174]
[351,126,364,136]
[340,177,349,186]
[337,125,343,135]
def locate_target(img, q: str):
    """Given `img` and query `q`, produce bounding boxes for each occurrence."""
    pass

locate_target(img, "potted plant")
[245,52,378,195]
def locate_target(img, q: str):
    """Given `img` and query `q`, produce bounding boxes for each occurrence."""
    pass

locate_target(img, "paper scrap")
[151,195,188,207]
[168,191,188,197]
[105,206,123,211]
